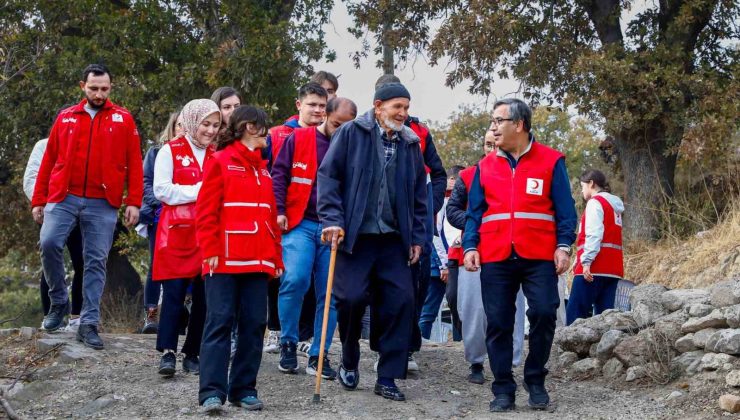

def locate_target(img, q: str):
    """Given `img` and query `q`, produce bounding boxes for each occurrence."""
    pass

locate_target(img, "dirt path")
[0,332,719,419]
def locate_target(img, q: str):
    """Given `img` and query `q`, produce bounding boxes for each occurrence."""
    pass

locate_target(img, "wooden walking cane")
[313,233,338,403]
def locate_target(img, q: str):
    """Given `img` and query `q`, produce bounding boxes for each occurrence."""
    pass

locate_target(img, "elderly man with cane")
[463,98,577,412]
[317,82,427,401]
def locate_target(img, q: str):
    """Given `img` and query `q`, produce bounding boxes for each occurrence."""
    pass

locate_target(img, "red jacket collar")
[229,140,264,168]
[72,98,114,114]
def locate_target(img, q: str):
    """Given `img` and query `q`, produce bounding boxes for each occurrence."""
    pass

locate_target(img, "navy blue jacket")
[139,146,161,226]
[318,109,428,254]
[406,116,447,215]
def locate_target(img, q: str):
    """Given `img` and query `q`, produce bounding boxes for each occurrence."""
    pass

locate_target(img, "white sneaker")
[297,339,312,358]
[407,353,419,372]
[263,330,281,354]
[63,317,80,333]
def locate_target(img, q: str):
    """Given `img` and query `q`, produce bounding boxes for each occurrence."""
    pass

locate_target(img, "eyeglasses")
[491,117,514,127]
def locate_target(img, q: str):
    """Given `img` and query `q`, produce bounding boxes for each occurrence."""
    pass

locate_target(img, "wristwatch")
[557,246,572,256]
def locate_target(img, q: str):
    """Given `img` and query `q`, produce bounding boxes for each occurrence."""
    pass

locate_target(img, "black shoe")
[490,394,516,412]
[182,354,200,375]
[467,363,485,384]
[141,307,159,334]
[374,382,406,401]
[76,324,104,350]
[278,342,298,373]
[43,301,69,332]
[158,352,176,377]
[307,355,337,380]
[525,383,550,410]
[337,364,359,390]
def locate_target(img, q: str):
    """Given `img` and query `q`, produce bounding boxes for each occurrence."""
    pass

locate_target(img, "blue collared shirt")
[462,137,577,255]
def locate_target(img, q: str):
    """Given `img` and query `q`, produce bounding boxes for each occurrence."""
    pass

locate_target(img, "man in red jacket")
[31,64,143,350]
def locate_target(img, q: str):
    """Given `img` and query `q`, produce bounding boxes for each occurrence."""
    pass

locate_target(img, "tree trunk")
[613,125,678,242]
[382,21,394,75]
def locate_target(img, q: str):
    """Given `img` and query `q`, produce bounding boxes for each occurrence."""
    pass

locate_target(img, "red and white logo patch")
[526,178,544,196]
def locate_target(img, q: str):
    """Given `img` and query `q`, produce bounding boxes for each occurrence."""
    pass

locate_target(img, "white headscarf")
[181,99,220,149]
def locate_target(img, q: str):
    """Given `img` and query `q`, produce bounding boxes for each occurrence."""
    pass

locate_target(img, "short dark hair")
[298,82,328,100]
[449,165,465,178]
[82,64,111,83]
[579,169,611,193]
[493,98,532,132]
[210,86,242,107]
[310,71,339,91]
[220,105,269,150]
[374,74,401,90]
[327,97,357,118]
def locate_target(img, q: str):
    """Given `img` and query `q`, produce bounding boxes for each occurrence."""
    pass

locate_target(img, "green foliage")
[430,105,489,168]
[0,251,43,328]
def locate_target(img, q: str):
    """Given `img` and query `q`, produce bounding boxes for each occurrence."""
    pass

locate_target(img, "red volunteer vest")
[153,137,211,280]
[574,195,624,278]
[447,166,476,264]
[409,121,431,174]
[478,142,563,263]
[284,127,318,231]
[269,119,298,160]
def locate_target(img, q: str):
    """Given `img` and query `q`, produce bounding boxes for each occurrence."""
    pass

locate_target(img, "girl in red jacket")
[196,106,284,413]
[152,99,220,377]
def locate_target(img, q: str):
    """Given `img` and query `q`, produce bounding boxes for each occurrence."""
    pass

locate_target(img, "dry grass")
[625,199,740,289]
[100,291,143,334]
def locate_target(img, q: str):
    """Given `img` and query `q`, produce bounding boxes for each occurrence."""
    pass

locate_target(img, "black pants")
[446,260,463,341]
[199,273,267,405]
[156,276,205,356]
[40,224,84,316]
[410,252,431,352]
[298,280,316,342]
[480,259,559,396]
[334,234,414,379]
[267,278,280,331]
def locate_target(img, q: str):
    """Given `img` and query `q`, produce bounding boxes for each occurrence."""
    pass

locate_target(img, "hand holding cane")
[313,229,341,403]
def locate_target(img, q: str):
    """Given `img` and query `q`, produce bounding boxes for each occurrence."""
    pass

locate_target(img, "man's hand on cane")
[321,226,344,248]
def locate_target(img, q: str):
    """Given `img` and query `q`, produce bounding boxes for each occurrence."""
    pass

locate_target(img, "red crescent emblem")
[530,179,540,189]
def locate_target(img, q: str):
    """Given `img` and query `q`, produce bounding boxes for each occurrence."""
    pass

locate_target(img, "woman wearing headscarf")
[196,106,283,413]
[152,99,221,377]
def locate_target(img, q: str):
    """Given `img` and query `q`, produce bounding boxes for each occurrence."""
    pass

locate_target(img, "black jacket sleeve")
[423,134,447,214]
[139,146,161,225]
[445,177,469,230]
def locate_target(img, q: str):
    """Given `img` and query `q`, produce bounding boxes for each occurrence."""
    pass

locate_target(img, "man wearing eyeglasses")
[462,98,577,412]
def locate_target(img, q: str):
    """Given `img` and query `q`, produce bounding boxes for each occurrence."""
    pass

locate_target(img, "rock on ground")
[554,326,601,356]
[688,303,714,318]
[626,366,648,382]
[674,334,698,353]
[571,358,602,377]
[602,358,625,380]
[700,352,737,371]
[595,330,627,360]
[558,351,579,368]
[672,351,705,375]
[705,329,740,355]
[660,289,710,312]
[710,280,740,308]
[693,328,719,348]
[681,309,729,333]
[726,370,740,387]
[719,394,740,413]
[724,304,740,328]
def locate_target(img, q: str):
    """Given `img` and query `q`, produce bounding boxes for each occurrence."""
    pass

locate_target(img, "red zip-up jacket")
[31,99,143,208]
[196,141,283,278]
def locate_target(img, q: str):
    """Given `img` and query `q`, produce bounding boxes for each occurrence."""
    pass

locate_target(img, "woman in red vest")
[152,99,221,377]
[566,169,625,325]
[196,106,283,413]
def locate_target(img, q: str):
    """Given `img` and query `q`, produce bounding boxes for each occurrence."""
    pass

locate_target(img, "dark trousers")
[156,276,205,356]
[446,260,463,341]
[40,224,84,316]
[334,234,414,379]
[480,259,559,396]
[566,275,619,325]
[298,280,316,341]
[144,223,162,308]
[267,278,280,331]
[199,273,268,405]
[410,252,431,352]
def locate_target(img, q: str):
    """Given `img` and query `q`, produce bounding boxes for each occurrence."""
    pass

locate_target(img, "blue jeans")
[418,276,446,339]
[40,195,118,326]
[156,277,205,355]
[144,223,162,308]
[566,275,619,325]
[277,219,336,357]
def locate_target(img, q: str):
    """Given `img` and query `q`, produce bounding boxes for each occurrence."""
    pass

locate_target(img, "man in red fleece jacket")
[31,63,143,350]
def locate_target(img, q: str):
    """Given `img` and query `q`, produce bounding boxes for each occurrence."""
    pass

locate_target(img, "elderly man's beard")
[383,117,403,132]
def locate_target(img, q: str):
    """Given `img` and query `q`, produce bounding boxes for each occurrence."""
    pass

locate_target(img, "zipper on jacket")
[510,166,516,250]
[82,113,99,197]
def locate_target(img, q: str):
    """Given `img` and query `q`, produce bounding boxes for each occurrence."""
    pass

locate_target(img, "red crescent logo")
[530,179,540,189]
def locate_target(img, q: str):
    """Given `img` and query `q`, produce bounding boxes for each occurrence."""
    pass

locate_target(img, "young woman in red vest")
[566,169,625,325]
[152,99,221,377]
[196,106,284,413]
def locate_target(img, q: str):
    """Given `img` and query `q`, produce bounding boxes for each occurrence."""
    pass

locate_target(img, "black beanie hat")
[374,82,411,102]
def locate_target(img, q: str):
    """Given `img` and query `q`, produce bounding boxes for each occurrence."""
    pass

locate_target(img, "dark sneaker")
[200,396,223,414]
[490,394,516,412]
[525,383,550,410]
[43,301,69,332]
[278,342,298,373]
[141,307,159,334]
[158,352,176,377]
[338,364,359,390]
[467,363,485,384]
[374,382,406,401]
[233,395,263,411]
[183,354,200,374]
[76,324,104,350]
[306,355,337,380]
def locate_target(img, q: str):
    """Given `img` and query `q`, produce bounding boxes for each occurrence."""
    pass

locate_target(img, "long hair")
[158,110,181,144]
[579,169,611,193]
[210,86,242,109]
[218,106,269,150]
